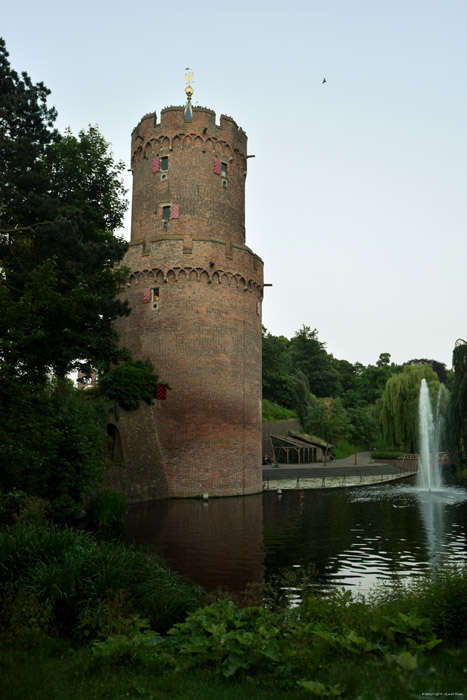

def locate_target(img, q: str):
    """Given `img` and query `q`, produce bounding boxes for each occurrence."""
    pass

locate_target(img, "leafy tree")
[262,328,295,408]
[0,380,108,521]
[0,37,59,229]
[447,339,467,459]
[353,353,400,406]
[346,407,379,464]
[404,358,448,385]
[292,370,313,428]
[305,397,349,463]
[377,364,441,452]
[0,39,132,519]
[1,125,130,382]
[333,358,357,395]
[289,325,341,397]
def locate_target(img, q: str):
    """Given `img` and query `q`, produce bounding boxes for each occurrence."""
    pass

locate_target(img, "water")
[124,381,467,598]
[124,473,467,597]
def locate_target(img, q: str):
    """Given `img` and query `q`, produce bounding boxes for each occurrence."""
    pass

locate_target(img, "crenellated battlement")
[132,106,247,159]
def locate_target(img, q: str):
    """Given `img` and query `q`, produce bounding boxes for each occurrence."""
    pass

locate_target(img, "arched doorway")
[107,424,123,462]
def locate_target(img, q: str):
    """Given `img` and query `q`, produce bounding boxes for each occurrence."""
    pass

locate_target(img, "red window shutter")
[143,288,151,303]
[152,158,161,173]
[213,159,222,175]
[170,204,180,219]
[157,384,167,400]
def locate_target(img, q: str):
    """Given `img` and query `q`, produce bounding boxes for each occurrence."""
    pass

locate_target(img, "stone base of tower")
[103,405,169,502]
[103,403,262,502]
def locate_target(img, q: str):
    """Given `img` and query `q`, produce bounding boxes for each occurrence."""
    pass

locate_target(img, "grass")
[87,489,128,528]
[332,440,366,459]
[0,640,310,700]
[262,400,297,423]
[0,523,202,637]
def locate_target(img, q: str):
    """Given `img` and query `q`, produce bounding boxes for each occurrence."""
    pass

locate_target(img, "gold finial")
[185,69,194,101]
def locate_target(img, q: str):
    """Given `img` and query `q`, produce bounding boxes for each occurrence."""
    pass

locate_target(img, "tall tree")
[353,353,400,406]
[0,37,59,231]
[262,327,294,408]
[292,370,313,428]
[306,397,349,463]
[404,358,448,385]
[0,40,133,519]
[1,124,130,381]
[377,364,441,452]
[1,38,129,382]
[346,406,379,465]
[447,339,467,459]
[289,325,341,397]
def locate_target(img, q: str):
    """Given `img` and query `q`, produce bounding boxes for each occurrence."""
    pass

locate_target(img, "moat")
[124,470,467,598]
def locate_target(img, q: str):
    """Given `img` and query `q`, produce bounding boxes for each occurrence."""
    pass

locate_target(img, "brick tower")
[109,85,264,501]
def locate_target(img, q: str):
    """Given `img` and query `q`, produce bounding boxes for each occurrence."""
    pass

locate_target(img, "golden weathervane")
[185,70,194,101]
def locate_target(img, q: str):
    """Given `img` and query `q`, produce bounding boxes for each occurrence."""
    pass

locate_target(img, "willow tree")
[377,364,440,452]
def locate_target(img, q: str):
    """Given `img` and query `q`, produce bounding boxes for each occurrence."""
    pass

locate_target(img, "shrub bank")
[0,523,202,638]
[2,523,467,698]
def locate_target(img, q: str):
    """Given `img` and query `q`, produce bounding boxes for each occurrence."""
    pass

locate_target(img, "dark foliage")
[0,380,108,521]
[447,340,467,460]
[98,360,162,411]
[1,38,130,382]
[289,325,341,398]
[261,328,295,408]
[405,358,448,385]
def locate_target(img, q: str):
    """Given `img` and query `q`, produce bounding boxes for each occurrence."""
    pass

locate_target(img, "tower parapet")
[130,107,248,248]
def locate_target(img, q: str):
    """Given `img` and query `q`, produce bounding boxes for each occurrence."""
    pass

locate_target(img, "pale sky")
[3,0,466,368]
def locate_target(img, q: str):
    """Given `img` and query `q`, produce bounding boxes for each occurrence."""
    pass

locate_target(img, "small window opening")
[221,162,227,177]
[163,206,171,220]
[152,288,160,302]
[161,156,168,171]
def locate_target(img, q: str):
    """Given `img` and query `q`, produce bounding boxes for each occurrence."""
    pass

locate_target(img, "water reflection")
[125,494,265,591]
[124,477,467,595]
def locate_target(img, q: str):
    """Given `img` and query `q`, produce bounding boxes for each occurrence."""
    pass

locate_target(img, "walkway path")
[262,451,416,490]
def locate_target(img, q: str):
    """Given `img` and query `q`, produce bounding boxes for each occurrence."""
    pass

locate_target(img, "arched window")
[107,424,123,462]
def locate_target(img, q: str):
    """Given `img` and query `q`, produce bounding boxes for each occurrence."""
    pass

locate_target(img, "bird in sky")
[322,78,327,84]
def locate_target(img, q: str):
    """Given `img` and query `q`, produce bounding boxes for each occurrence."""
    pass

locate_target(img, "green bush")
[98,360,163,411]
[407,564,467,641]
[0,380,108,522]
[371,449,406,459]
[93,599,288,678]
[0,523,202,638]
[262,399,297,423]
[0,490,49,526]
[87,490,127,528]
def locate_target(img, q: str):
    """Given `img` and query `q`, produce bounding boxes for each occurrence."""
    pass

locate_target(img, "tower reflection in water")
[125,482,467,595]
[125,494,265,591]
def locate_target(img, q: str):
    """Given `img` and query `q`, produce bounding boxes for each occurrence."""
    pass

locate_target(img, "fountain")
[417,378,444,491]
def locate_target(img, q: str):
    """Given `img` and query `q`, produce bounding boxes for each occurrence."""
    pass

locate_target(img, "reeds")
[87,490,127,528]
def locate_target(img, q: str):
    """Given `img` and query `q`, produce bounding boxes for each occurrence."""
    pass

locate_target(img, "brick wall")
[112,105,264,500]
